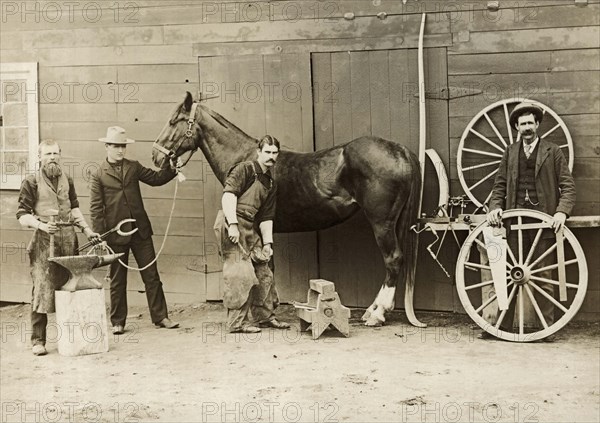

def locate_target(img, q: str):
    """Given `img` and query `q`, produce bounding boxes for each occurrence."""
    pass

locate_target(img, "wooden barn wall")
[1,1,598,320]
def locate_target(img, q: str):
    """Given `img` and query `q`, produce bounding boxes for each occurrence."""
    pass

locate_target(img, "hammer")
[39,209,59,258]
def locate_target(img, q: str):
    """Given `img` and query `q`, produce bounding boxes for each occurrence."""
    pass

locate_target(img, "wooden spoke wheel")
[456,209,587,342]
[457,98,574,209]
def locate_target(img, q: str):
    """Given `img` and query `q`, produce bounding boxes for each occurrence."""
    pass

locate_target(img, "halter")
[153,101,199,166]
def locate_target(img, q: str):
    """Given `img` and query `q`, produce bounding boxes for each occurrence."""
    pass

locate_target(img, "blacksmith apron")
[29,171,78,314]
[214,175,279,329]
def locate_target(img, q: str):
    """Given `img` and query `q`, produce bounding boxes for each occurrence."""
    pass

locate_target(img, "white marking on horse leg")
[361,303,376,321]
[376,286,396,312]
[364,286,396,326]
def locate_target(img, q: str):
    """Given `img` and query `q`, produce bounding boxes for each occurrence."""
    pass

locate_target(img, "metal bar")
[417,12,427,217]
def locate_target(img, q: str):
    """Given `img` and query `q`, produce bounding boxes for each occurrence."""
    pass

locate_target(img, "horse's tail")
[397,152,421,295]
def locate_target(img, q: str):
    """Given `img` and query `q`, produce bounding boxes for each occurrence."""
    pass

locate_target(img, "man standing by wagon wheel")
[214,135,291,333]
[483,102,576,341]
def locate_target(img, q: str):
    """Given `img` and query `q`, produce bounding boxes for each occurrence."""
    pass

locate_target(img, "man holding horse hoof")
[90,126,182,335]
[482,102,576,341]
[214,135,291,333]
[17,140,102,356]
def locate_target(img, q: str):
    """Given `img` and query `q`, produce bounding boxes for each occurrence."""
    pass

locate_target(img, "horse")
[153,92,424,328]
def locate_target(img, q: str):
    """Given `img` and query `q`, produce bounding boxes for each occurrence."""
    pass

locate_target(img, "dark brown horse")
[154,92,424,327]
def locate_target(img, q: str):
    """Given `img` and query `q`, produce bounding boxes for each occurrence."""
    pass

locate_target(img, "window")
[1,62,39,190]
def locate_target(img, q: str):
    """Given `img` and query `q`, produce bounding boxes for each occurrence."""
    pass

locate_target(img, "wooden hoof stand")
[294,279,350,340]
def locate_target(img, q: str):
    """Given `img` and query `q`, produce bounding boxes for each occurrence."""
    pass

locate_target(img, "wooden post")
[38,209,59,258]
[54,289,109,356]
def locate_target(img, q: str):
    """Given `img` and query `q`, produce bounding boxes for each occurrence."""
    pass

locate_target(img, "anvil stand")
[49,244,123,357]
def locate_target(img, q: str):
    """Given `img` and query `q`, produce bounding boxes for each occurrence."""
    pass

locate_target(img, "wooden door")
[200,54,318,303]
[312,48,455,310]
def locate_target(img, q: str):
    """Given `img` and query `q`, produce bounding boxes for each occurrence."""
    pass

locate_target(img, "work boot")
[155,318,179,329]
[32,344,47,356]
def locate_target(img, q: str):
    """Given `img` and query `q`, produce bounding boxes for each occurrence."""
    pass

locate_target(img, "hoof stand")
[294,279,350,340]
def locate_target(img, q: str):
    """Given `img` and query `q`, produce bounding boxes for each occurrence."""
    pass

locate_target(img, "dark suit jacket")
[489,139,576,216]
[90,159,175,245]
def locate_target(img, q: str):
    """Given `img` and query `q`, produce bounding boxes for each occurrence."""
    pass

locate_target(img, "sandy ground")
[1,302,598,423]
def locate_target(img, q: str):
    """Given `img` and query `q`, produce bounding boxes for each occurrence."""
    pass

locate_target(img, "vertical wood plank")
[350,51,372,140]
[312,53,334,151]
[369,50,391,140]
[331,52,353,145]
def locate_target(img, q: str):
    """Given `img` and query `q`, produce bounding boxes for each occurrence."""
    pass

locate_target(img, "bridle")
[153,101,199,167]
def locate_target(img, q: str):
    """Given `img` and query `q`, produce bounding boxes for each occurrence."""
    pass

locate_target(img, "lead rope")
[93,175,180,279]
[117,175,179,271]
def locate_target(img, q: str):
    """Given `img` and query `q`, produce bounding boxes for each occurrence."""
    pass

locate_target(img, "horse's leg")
[361,220,402,326]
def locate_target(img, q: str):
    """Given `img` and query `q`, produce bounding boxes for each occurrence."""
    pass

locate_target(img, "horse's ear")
[183,91,193,112]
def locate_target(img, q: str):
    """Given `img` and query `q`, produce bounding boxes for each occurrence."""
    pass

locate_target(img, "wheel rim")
[457,98,574,208]
[456,209,587,342]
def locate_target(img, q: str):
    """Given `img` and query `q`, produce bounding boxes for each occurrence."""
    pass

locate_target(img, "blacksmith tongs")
[77,218,138,252]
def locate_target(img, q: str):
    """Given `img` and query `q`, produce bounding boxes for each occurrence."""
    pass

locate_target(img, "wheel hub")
[510,266,531,285]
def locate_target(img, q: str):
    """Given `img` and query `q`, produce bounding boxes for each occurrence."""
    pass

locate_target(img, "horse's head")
[153,91,201,168]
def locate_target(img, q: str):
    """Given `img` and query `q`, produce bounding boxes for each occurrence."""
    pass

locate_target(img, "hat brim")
[509,106,544,128]
[98,138,135,144]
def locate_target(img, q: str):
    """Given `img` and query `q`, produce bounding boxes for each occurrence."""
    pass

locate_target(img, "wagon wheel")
[456,209,587,342]
[457,98,574,209]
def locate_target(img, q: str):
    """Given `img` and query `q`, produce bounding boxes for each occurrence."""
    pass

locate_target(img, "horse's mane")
[200,105,259,146]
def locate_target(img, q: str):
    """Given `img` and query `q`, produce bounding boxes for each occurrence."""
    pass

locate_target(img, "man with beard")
[17,140,101,356]
[482,102,576,341]
[90,126,181,335]
[214,135,290,333]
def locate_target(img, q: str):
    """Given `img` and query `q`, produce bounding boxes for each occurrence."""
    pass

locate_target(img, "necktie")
[524,144,532,159]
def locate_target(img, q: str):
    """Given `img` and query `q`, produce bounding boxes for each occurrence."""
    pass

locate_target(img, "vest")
[516,143,539,208]
[34,170,72,222]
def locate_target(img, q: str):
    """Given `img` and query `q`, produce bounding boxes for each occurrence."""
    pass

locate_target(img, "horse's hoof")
[364,317,384,327]
[361,310,372,321]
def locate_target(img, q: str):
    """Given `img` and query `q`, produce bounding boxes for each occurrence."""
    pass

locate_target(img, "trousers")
[108,233,168,326]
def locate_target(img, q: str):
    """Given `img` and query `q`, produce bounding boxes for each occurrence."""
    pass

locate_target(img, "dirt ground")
[1,302,598,423]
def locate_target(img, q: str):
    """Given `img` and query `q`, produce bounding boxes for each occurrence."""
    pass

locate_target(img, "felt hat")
[509,102,544,128]
[98,126,135,144]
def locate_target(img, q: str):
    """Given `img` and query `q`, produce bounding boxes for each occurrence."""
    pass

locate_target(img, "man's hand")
[262,243,273,258]
[227,223,240,244]
[83,228,102,245]
[39,221,58,234]
[552,212,567,233]
[487,208,503,226]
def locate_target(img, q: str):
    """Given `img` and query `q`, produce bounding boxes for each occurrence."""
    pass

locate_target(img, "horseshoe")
[78,219,138,252]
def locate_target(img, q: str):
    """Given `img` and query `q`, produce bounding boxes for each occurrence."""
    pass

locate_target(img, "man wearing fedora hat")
[90,126,181,334]
[483,102,576,340]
